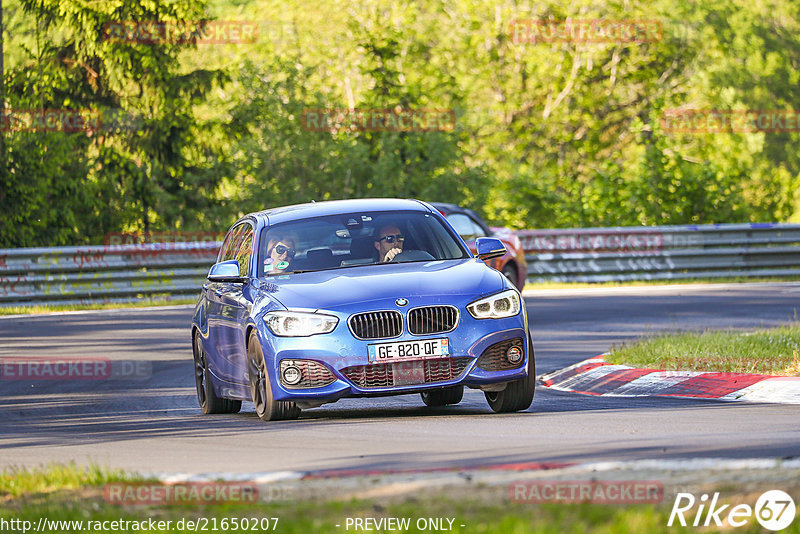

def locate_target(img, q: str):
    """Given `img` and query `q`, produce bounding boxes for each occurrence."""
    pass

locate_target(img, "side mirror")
[475,237,507,260]
[207,260,246,283]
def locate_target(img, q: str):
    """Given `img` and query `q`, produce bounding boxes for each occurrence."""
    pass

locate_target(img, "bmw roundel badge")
[395,298,409,307]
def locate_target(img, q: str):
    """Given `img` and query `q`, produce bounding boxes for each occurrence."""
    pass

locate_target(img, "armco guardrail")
[518,222,800,282]
[1,223,799,306]
[0,242,220,306]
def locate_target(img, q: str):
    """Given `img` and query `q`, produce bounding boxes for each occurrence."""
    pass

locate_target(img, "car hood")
[251,258,506,312]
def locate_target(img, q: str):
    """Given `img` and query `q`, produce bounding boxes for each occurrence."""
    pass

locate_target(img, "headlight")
[264,311,339,336]
[467,290,521,319]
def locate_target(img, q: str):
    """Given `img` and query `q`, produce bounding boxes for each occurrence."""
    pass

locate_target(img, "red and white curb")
[539,356,800,404]
[152,461,574,484]
[145,457,800,493]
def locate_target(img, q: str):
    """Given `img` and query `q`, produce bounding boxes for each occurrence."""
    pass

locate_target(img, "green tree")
[1,0,226,246]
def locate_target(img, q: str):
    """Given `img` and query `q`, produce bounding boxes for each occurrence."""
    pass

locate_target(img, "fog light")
[282,364,302,385]
[506,346,523,364]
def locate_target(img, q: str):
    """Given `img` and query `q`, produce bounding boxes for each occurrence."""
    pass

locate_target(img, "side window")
[447,213,477,241]
[219,225,243,262]
[469,216,488,238]
[235,225,254,277]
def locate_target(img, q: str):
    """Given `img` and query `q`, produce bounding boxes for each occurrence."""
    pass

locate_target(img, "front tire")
[421,385,464,407]
[193,330,241,414]
[247,331,300,421]
[485,335,535,413]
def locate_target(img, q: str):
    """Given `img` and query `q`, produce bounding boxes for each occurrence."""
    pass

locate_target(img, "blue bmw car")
[191,198,535,421]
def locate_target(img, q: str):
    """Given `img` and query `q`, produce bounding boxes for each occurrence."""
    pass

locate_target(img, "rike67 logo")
[668,490,796,531]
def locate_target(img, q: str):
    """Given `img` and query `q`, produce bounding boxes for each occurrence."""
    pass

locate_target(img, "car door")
[207,223,252,384]
[204,225,240,380]
[224,224,255,384]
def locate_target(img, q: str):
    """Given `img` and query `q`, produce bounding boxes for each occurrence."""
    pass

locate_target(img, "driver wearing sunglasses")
[374,224,405,262]
[265,235,297,274]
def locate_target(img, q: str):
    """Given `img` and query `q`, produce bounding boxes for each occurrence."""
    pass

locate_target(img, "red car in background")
[430,203,528,290]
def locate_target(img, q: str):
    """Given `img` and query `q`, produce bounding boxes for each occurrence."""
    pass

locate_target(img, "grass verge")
[2,464,799,533]
[606,324,800,375]
[0,297,197,316]
[0,464,135,498]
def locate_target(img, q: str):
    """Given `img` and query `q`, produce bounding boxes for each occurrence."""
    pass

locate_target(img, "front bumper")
[260,317,531,402]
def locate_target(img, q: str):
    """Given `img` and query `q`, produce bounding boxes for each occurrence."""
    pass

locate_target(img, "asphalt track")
[1,283,799,475]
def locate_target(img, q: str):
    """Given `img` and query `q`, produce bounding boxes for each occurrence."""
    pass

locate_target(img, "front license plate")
[392,361,426,386]
[368,338,450,363]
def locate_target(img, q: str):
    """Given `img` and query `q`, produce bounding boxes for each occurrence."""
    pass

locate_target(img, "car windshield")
[258,210,469,277]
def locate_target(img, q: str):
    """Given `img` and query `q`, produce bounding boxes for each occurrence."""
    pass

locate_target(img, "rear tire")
[421,385,464,407]
[193,330,241,414]
[485,335,535,413]
[247,331,300,421]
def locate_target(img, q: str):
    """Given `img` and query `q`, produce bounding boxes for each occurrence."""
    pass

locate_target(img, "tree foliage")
[2,0,799,247]
[2,0,225,246]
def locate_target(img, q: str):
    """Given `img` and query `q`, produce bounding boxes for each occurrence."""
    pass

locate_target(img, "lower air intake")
[342,357,471,388]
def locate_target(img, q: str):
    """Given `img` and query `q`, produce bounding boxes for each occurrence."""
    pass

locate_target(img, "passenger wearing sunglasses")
[265,235,297,274]
[374,224,405,263]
